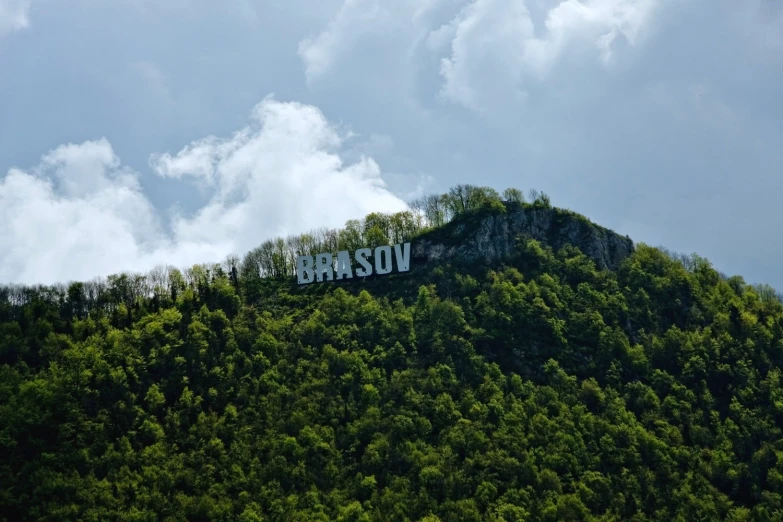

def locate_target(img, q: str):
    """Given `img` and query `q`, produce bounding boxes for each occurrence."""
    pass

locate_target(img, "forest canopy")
[1,185,782,521]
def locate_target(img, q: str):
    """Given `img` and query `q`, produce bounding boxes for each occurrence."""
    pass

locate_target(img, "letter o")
[374,245,393,275]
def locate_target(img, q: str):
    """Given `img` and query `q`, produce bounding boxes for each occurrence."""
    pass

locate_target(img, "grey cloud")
[0,0,31,35]
[299,0,783,287]
[0,0,781,290]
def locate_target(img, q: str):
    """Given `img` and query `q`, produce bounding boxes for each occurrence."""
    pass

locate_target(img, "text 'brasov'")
[297,243,411,285]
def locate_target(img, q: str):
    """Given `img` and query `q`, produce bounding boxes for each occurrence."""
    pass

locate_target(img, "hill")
[1,186,782,521]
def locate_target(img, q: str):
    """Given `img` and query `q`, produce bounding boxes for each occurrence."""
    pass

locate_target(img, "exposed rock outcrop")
[411,205,634,271]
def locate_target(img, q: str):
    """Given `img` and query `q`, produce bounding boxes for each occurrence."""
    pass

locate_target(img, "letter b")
[297,255,314,284]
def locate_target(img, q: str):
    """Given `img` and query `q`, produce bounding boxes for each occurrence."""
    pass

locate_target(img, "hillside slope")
[1,189,782,521]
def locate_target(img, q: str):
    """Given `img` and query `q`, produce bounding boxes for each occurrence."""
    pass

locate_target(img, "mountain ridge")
[410,202,634,273]
[2,185,783,521]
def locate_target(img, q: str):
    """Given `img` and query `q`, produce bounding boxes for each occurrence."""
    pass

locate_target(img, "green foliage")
[1,188,783,521]
[502,188,525,204]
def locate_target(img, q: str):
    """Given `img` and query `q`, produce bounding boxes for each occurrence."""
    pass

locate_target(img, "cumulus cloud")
[440,0,662,110]
[300,0,663,110]
[0,139,166,284]
[298,0,416,84]
[0,98,408,285]
[0,0,31,35]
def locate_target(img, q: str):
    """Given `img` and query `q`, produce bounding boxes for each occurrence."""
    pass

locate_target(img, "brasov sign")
[297,242,411,285]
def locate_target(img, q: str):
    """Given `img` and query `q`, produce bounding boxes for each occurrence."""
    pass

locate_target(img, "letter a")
[335,250,353,280]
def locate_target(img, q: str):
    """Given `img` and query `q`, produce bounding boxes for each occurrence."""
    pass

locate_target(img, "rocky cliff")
[411,204,634,271]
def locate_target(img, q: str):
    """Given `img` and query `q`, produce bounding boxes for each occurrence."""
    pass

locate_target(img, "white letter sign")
[315,253,334,282]
[335,251,353,280]
[298,242,412,285]
[394,242,410,272]
[297,255,314,285]
[354,248,373,277]
[374,245,392,275]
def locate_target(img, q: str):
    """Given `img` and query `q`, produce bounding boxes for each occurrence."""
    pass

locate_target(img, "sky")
[0,0,781,288]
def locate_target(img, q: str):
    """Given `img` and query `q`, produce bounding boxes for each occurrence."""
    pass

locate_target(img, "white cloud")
[297,0,411,84]
[439,0,663,110]
[0,0,31,35]
[438,0,536,111]
[300,0,663,110]
[0,98,408,285]
[0,139,165,284]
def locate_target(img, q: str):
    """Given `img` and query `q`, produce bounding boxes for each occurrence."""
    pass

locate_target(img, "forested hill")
[2,186,783,521]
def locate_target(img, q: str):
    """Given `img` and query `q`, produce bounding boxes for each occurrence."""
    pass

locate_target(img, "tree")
[2,182,782,521]
[502,187,525,204]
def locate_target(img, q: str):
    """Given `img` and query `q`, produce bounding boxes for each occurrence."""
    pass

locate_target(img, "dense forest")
[1,186,782,521]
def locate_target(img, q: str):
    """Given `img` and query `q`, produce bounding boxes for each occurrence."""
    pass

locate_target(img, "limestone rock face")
[411,206,634,271]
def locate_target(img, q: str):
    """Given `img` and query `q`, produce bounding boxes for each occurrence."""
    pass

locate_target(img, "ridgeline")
[1,186,782,521]
[410,201,633,271]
